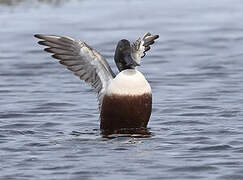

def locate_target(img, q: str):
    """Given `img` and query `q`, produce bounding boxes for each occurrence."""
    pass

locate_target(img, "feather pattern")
[131,32,159,64]
[34,34,115,109]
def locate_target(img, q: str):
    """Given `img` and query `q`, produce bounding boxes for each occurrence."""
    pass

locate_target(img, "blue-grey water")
[1,0,243,179]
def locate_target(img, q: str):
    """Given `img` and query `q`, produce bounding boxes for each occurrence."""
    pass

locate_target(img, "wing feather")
[131,32,159,64]
[35,34,115,109]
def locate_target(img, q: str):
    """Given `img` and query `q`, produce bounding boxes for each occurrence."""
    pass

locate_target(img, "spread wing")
[34,34,115,108]
[131,32,159,64]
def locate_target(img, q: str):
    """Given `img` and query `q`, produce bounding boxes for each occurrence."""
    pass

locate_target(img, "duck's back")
[100,69,152,133]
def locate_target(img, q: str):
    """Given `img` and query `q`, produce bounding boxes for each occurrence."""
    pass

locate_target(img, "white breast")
[106,69,151,96]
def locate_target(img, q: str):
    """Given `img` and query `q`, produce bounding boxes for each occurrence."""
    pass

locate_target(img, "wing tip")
[34,34,43,39]
[143,32,151,38]
[52,54,60,60]
[154,34,159,40]
[59,60,65,65]
[44,48,54,53]
[38,41,46,46]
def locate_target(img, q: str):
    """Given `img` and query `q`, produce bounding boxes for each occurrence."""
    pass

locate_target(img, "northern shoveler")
[35,32,159,134]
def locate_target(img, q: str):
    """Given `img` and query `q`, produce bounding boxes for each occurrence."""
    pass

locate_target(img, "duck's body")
[101,69,152,132]
[35,32,159,134]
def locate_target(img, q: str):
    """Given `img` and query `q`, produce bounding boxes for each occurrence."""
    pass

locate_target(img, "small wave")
[190,145,232,151]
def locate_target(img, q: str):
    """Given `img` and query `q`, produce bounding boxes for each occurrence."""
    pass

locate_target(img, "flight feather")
[34,34,115,108]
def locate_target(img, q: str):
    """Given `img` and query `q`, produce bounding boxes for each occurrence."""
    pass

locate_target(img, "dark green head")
[114,39,139,72]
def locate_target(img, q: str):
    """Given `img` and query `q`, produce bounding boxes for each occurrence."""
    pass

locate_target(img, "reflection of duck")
[35,32,159,134]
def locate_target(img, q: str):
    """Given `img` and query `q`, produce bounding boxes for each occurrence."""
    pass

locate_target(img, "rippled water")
[1,0,243,179]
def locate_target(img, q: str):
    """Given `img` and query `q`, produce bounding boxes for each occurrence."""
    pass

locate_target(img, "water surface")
[1,0,243,179]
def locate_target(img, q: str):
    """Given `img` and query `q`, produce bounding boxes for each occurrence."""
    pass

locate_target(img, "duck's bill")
[124,54,140,68]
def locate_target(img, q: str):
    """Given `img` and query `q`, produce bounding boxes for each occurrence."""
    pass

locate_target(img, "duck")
[34,32,159,134]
